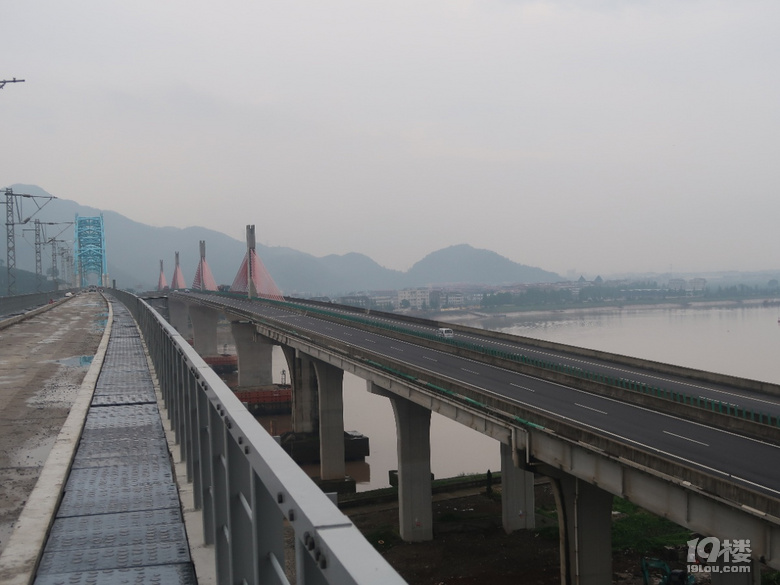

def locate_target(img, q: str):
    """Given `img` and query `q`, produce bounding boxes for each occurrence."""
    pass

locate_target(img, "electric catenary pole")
[0,78,25,90]
[30,221,73,292]
[3,187,55,295]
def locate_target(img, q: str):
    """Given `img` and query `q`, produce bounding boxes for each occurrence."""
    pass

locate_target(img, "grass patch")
[535,525,560,541]
[532,497,691,553]
[365,525,402,552]
[612,498,691,554]
[762,570,780,585]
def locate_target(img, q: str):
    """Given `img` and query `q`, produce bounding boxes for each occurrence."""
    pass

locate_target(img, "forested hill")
[3,184,562,295]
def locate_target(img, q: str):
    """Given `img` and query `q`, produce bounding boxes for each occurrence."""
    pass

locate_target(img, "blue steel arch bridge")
[74,214,107,288]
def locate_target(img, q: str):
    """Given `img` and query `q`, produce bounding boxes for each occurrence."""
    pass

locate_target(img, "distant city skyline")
[4,1,779,276]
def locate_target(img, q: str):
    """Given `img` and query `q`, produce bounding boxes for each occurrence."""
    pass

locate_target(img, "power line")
[0,78,25,89]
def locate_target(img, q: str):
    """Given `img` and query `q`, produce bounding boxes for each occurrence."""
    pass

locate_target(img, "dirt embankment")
[346,483,709,585]
[0,294,106,555]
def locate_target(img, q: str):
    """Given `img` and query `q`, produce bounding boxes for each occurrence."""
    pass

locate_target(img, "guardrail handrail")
[111,289,407,585]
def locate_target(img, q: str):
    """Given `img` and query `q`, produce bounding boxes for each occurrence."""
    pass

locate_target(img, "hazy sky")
[3,1,779,277]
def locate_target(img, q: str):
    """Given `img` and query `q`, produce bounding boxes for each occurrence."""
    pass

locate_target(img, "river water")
[261,302,780,492]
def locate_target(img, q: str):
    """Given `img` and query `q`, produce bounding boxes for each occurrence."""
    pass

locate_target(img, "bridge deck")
[33,300,197,584]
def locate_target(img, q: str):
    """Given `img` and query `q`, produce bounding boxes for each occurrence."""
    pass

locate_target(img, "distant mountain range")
[2,184,561,295]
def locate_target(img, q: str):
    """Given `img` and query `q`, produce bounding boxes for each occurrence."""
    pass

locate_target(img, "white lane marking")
[510,382,535,392]
[365,338,376,343]
[663,430,709,447]
[472,382,780,497]
[422,355,437,362]
[390,346,404,352]
[575,403,607,415]
[461,368,480,375]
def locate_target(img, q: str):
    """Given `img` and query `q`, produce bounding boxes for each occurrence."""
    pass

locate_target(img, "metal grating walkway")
[34,300,197,585]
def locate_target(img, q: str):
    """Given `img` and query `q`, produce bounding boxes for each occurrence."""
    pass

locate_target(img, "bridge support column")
[188,305,219,356]
[283,347,318,434]
[229,321,273,387]
[167,299,189,335]
[389,391,433,542]
[368,382,433,542]
[551,474,613,585]
[312,359,345,481]
[500,442,535,533]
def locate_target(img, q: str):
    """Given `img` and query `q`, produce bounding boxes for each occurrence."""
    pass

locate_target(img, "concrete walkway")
[0,298,199,584]
[0,293,106,558]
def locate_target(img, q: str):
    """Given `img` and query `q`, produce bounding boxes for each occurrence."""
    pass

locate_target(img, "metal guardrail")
[111,289,407,585]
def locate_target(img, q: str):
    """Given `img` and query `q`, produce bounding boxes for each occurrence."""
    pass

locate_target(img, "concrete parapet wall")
[0,290,78,319]
[0,294,76,331]
[453,322,780,396]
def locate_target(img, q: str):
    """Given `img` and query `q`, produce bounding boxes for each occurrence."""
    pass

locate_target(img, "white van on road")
[436,327,454,339]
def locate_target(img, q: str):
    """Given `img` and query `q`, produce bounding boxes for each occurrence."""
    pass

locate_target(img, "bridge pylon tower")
[170,252,186,290]
[229,225,283,300]
[192,240,217,291]
[157,260,168,291]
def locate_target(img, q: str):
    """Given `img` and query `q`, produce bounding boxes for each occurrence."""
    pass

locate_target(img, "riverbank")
[437,297,780,327]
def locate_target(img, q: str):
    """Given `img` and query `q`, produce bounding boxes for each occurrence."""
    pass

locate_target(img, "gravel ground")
[0,293,106,556]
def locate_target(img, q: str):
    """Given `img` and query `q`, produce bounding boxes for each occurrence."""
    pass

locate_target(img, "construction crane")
[0,78,25,89]
[4,188,56,295]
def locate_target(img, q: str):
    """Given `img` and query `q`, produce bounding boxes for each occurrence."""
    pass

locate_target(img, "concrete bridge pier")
[548,471,613,585]
[311,359,345,481]
[167,299,190,335]
[390,393,433,542]
[369,383,433,542]
[500,442,535,533]
[229,321,273,387]
[188,305,219,356]
[283,346,318,434]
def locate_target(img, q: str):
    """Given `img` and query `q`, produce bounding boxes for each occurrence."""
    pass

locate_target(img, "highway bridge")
[0,285,777,585]
[162,288,780,584]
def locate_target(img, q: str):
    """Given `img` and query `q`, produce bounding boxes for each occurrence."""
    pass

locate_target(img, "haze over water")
[497,303,779,385]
